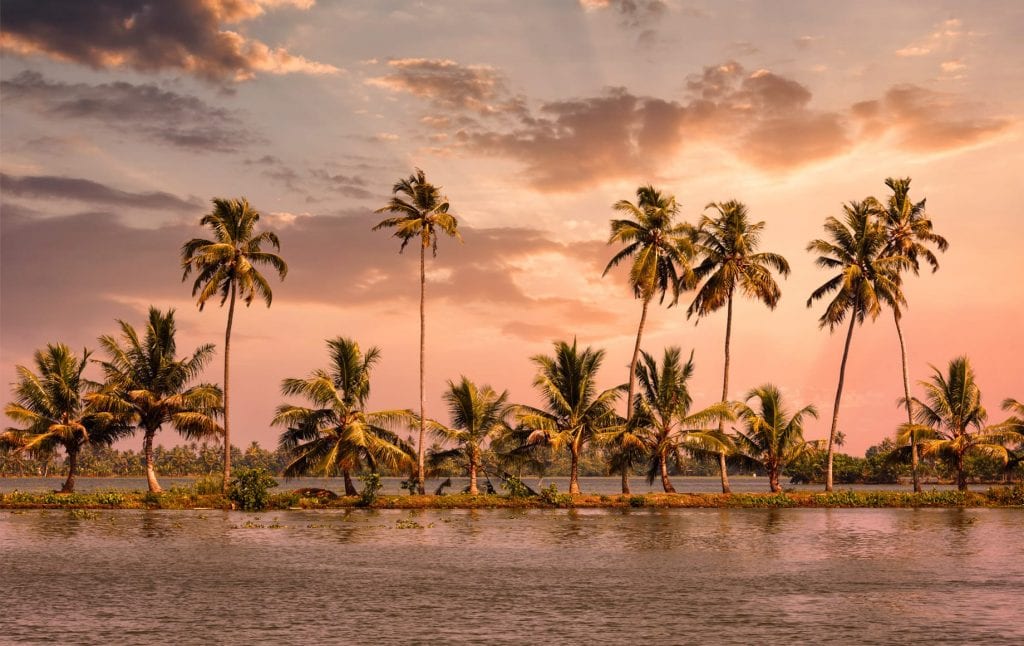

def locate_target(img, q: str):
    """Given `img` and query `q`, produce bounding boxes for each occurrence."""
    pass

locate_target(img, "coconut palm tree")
[880,177,949,492]
[899,356,1017,491]
[3,344,132,492]
[603,185,696,493]
[374,169,462,494]
[630,347,733,493]
[95,307,223,492]
[807,199,907,491]
[688,200,791,493]
[999,398,1024,477]
[426,377,510,494]
[732,384,818,493]
[273,337,413,495]
[181,197,287,491]
[514,339,622,495]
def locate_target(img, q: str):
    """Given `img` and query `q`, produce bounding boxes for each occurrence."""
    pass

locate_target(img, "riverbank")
[3,486,1023,510]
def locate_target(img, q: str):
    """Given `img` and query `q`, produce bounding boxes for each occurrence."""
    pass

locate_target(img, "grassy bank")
[3,486,1024,511]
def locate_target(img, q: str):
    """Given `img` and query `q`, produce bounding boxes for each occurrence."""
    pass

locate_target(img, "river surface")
[1,508,1021,645]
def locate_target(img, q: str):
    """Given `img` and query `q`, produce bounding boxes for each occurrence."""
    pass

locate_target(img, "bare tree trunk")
[826,314,858,492]
[222,281,236,494]
[769,463,780,493]
[660,452,676,493]
[620,468,631,494]
[61,446,79,493]
[957,453,967,491]
[569,444,581,495]
[143,430,162,493]
[342,469,357,496]
[894,312,920,492]
[718,290,735,494]
[621,296,651,495]
[469,445,479,495]
[418,242,427,495]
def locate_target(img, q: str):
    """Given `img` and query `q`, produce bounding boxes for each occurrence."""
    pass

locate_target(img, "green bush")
[228,467,278,511]
[95,492,125,507]
[539,484,573,507]
[627,495,647,508]
[502,475,530,499]
[193,474,224,495]
[358,472,382,507]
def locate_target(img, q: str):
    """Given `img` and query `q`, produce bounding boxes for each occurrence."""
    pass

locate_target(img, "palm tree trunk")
[660,452,676,493]
[894,312,920,492]
[61,445,79,493]
[342,469,357,496]
[222,281,236,494]
[620,468,631,494]
[718,290,735,494]
[143,430,161,493]
[957,452,967,491]
[826,313,858,492]
[569,444,581,495]
[621,296,651,495]
[769,462,780,493]
[417,241,427,495]
[469,445,479,495]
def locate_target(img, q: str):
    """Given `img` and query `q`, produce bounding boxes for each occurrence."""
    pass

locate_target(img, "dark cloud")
[367,58,526,117]
[1,71,254,152]
[0,173,202,211]
[0,0,337,82]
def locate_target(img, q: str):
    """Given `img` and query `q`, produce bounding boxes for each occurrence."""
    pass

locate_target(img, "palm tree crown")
[373,168,462,255]
[732,384,818,493]
[881,177,948,277]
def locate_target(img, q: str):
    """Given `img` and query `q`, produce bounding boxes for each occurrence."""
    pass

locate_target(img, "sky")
[1,0,1022,457]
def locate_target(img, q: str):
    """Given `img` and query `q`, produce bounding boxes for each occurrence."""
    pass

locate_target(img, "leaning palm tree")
[880,177,949,492]
[95,307,222,492]
[514,339,622,495]
[630,347,733,493]
[426,377,510,494]
[374,169,462,494]
[3,344,132,492]
[273,337,413,496]
[688,200,790,493]
[181,197,287,491]
[899,356,1016,491]
[807,199,906,491]
[732,384,818,493]
[603,185,696,493]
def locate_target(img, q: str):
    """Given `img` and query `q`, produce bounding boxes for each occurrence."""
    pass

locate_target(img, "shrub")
[95,492,125,507]
[193,474,224,495]
[228,467,278,511]
[358,472,382,507]
[627,495,647,508]
[502,475,530,499]
[539,484,573,507]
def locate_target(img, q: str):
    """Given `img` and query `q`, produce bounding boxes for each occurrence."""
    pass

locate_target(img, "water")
[0,475,958,495]
[2,508,1021,644]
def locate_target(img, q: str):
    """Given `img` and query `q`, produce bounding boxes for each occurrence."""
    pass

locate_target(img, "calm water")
[0,475,958,495]
[2,508,1021,645]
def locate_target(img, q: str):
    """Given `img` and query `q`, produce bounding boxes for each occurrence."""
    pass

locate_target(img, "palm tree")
[732,384,818,493]
[374,169,462,494]
[273,337,413,495]
[630,347,733,492]
[514,339,622,495]
[95,307,222,492]
[880,177,949,493]
[899,356,1017,491]
[603,185,696,493]
[3,344,132,492]
[427,377,510,494]
[999,398,1024,478]
[688,200,791,493]
[181,197,287,492]
[807,200,906,491]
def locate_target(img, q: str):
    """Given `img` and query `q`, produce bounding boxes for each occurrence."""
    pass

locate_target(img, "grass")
[2,485,1023,510]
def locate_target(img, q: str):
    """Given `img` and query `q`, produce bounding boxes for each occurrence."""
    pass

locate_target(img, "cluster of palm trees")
[4,171,1021,495]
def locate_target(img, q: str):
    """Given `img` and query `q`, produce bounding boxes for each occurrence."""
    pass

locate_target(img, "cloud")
[0,174,202,211]
[366,58,524,116]
[579,0,668,29]
[310,170,375,200]
[794,35,822,50]
[894,18,965,58]
[0,0,338,82]
[1,71,254,152]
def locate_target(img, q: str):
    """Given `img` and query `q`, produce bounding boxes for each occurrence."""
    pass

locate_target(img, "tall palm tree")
[880,177,949,492]
[603,185,696,493]
[374,169,462,494]
[688,200,791,493]
[807,200,907,491]
[732,384,818,493]
[514,339,622,495]
[630,347,733,493]
[3,344,132,492]
[95,307,222,492]
[181,197,287,492]
[999,398,1024,477]
[273,337,413,495]
[899,356,1016,491]
[426,377,510,494]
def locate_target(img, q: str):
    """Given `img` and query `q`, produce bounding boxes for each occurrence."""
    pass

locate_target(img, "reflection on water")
[2,508,1022,645]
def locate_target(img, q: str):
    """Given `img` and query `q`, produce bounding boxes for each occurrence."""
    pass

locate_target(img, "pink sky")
[2,0,1022,456]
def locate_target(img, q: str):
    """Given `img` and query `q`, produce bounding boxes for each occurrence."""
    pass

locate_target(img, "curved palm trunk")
[143,429,162,493]
[826,313,858,492]
[768,461,780,493]
[342,469,357,496]
[717,290,735,494]
[621,296,651,494]
[569,443,581,495]
[417,242,427,495]
[894,312,920,492]
[469,445,479,495]
[956,452,967,491]
[620,468,631,494]
[660,451,676,493]
[222,281,236,494]
[61,445,79,493]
